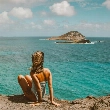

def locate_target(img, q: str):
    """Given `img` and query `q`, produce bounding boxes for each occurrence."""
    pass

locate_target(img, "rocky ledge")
[48,31,91,43]
[0,94,110,110]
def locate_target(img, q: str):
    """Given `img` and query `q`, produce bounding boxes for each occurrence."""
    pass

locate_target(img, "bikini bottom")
[31,81,46,100]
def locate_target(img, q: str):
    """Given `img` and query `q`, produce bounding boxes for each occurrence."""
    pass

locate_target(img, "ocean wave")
[55,40,104,44]
[91,41,104,44]
[55,42,94,44]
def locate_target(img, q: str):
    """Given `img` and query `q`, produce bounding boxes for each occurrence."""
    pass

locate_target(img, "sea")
[0,37,110,101]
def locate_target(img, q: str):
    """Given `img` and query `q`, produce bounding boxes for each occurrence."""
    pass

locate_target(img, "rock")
[77,39,91,43]
[48,31,91,43]
[1,94,110,110]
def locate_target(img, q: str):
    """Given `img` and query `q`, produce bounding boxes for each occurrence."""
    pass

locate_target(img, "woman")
[18,51,59,106]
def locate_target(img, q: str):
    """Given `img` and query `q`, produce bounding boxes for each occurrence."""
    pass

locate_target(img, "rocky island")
[48,31,91,43]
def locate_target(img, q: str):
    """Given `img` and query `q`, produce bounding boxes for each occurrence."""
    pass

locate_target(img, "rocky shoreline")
[0,94,110,110]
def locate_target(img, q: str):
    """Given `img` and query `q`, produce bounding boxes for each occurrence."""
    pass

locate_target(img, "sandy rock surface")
[0,94,110,110]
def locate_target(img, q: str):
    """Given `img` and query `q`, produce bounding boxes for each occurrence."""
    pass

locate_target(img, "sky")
[0,0,110,37]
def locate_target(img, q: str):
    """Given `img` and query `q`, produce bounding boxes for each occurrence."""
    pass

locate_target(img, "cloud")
[0,0,47,11]
[78,1,88,7]
[30,22,42,29]
[49,1,75,16]
[102,0,110,9]
[0,0,26,4]
[10,0,26,4]
[41,11,47,16]
[64,24,69,28]
[0,0,46,4]
[44,20,55,25]
[9,7,33,19]
[0,11,13,24]
[10,0,47,5]
[74,22,110,32]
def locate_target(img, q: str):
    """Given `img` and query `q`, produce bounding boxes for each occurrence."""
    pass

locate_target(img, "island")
[48,31,91,43]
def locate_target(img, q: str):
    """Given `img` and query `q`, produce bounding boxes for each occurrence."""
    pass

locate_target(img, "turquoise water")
[0,37,110,100]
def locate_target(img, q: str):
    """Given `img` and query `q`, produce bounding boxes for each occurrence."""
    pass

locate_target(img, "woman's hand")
[51,101,60,107]
[30,102,40,106]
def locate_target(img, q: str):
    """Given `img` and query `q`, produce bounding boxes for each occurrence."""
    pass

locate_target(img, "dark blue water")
[0,37,110,100]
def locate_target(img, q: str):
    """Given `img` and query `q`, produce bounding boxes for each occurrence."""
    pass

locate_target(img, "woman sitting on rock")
[18,51,59,106]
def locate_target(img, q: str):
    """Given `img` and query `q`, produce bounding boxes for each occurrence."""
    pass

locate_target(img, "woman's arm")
[48,70,60,106]
[30,73,42,103]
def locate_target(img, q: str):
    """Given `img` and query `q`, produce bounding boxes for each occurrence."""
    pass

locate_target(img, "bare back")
[30,68,50,82]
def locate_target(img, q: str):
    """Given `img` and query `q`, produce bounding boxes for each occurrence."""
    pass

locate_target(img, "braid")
[31,51,44,73]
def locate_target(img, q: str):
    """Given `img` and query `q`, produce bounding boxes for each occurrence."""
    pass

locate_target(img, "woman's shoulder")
[43,68,50,72]
[43,68,51,74]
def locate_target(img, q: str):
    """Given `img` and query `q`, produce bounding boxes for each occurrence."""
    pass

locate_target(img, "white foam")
[39,39,48,40]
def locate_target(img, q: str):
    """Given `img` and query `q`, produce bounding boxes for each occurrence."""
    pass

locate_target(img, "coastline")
[0,94,110,110]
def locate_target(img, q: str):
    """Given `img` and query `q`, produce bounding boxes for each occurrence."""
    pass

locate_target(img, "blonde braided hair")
[31,51,44,73]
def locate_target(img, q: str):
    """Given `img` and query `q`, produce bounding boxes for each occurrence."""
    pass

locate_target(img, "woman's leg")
[25,75,32,88]
[18,75,36,102]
